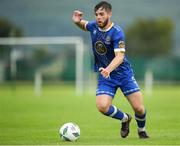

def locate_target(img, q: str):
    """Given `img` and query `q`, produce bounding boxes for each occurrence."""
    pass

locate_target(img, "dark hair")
[94,1,112,12]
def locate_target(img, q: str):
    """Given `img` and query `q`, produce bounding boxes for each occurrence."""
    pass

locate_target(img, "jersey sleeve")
[85,20,96,31]
[113,30,126,53]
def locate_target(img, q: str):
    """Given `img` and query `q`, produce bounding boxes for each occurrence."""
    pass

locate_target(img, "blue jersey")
[86,20,134,79]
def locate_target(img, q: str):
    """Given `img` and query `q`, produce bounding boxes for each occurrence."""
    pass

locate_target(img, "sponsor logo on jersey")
[95,41,107,55]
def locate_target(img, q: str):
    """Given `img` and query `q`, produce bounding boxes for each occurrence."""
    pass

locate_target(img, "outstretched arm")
[72,10,88,31]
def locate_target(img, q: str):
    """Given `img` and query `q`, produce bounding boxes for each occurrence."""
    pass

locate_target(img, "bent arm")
[75,20,88,31]
[72,10,88,31]
[100,52,124,78]
[106,52,124,72]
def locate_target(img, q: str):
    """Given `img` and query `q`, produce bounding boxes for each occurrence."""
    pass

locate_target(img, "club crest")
[119,41,125,49]
[95,41,107,55]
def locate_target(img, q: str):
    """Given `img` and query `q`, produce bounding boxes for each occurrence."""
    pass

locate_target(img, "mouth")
[97,21,102,25]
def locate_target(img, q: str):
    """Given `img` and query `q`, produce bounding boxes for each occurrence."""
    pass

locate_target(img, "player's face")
[95,8,112,29]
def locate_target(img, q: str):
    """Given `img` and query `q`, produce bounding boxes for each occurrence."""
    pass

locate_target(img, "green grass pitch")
[0,83,180,145]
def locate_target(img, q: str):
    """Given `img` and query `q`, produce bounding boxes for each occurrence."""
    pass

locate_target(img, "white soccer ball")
[59,122,80,141]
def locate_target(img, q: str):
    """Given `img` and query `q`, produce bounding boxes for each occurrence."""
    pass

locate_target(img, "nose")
[96,14,101,20]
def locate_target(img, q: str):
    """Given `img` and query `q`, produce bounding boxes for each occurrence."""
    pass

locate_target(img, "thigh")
[120,76,145,113]
[126,91,144,107]
[126,91,145,114]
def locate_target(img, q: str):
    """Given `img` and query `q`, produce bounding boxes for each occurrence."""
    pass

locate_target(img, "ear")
[108,11,112,17]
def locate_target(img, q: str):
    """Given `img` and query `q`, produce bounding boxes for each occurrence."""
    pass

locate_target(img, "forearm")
[74,20,88,31]
[106,52,124,73]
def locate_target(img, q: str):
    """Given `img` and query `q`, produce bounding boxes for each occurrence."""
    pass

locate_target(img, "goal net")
[0,36,90,96]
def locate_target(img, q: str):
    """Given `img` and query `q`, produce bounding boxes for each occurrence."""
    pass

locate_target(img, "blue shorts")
[96,73,140,98]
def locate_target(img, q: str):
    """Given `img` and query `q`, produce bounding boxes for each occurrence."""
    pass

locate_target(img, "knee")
[96,95,112,114]
[96,101,110,114]
[134,105,145,115]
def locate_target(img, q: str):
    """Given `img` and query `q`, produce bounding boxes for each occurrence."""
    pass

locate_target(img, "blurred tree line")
[125,18,180,81]
[0,17,22,37]
[126,18,174,57]
[0,17,23,59]
[0,17,23,80]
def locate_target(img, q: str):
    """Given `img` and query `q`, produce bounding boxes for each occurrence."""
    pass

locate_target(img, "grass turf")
[0,84,180,145]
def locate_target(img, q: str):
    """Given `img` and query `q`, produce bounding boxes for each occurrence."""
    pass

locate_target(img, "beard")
[98,18,109,29]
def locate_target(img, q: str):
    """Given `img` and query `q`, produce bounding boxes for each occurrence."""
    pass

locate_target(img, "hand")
[72,10,83,24]
[99,67,110,79]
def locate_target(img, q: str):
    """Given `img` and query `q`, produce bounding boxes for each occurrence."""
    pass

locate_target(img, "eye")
[99,12,104,16]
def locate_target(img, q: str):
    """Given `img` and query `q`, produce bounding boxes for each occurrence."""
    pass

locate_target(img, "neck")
[98,20,113,32]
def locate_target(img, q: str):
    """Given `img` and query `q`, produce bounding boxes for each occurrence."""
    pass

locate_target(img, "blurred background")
[0,0,180,94]
[0,0,180,145]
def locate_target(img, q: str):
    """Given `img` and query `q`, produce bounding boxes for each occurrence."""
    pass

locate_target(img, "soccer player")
[72,1,149,138]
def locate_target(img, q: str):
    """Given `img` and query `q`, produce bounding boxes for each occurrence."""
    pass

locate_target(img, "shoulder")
[87,20,97,26]
[112,24,125,40]
[86,20,97,31]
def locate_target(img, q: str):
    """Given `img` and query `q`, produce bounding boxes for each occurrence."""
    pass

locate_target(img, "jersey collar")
[98,23,114,32]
